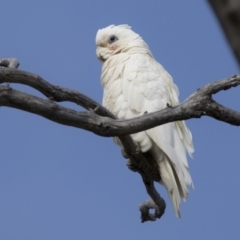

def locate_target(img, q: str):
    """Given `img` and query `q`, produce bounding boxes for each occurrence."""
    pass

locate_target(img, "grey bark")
[208,0,240,66]
[0,67,240,222]
[1,69,240,135]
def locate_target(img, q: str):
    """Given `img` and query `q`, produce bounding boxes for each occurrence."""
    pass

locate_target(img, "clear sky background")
[1,1,239,240]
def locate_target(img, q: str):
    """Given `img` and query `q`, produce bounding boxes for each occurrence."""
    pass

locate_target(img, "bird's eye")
[108,35,118,44]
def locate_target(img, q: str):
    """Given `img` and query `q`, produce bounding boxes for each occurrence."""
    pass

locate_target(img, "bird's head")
[96,24,151,62]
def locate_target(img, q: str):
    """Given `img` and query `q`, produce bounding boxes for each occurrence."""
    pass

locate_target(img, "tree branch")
[1,69,240,136]
[0,67,166,222]
[1,67,240,222]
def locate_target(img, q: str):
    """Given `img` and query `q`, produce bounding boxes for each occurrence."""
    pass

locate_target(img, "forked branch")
[0,66,240,222]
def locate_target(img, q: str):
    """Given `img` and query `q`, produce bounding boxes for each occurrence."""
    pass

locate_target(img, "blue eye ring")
[108,35,118,44]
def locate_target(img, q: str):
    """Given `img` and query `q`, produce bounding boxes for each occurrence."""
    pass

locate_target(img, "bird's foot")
[123,143,142,172]
[126,159,139,172]
[121,149,130,159]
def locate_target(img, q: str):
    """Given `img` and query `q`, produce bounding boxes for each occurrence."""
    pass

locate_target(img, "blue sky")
[1,1,239,239]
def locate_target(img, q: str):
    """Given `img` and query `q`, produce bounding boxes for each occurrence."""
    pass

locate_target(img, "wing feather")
[121,54,194,216]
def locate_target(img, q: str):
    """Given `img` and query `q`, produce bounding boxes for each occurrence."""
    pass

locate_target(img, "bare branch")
[0,68,240,222]
[139,177,166,222]
[1,69,240,137]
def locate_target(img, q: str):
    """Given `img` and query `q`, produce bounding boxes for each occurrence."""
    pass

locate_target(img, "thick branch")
[0,68,112,117]
[1,69,240,137]
[208,0,240,66]
[1,68,240,222]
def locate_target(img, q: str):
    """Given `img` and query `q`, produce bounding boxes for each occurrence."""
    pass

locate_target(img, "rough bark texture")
[208,0,240,66]
[1,67,240,222]
[1,69,240,135]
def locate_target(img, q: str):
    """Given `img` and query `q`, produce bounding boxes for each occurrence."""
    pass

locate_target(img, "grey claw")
[121,149,130,159]
[126,159,139,172]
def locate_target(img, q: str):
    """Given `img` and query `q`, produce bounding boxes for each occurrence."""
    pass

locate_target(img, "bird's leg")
[0,58,20,88]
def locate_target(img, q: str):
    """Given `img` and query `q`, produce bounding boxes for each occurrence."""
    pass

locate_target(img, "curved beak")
[96,46,106,62]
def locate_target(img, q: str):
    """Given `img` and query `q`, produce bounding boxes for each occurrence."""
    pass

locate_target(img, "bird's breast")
[101,55,152,152]
[101,55,131,118]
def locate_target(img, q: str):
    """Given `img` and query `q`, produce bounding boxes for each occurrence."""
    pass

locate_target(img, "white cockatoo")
[96,24,194,218]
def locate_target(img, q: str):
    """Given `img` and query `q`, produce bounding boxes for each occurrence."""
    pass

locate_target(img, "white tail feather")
[158,157,182,218]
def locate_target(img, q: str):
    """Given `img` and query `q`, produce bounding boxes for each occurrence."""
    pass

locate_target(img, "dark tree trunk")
[208,0,240,67]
